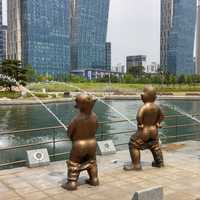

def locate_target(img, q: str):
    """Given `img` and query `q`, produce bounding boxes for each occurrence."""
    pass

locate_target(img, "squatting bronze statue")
[62,94,99,190]
[124,85,164,171]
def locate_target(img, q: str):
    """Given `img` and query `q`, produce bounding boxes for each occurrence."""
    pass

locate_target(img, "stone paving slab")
[0,141,200,200]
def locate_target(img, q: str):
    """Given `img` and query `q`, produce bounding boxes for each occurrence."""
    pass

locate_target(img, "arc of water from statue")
[0,73,137,132]
[66,83,137,128]
[21,86,68,131]
[0,74,68,131]
[162,102,200,124]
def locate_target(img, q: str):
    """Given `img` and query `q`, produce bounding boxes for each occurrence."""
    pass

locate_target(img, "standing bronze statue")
[124,85,164,171]
[62,94,99,190]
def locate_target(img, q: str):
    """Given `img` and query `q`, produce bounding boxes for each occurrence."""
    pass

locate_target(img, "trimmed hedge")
[0,91,21,99]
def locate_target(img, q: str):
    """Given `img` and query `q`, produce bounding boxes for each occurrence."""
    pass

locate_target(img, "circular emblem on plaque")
[104,143,110,149]
[34,152,44,161]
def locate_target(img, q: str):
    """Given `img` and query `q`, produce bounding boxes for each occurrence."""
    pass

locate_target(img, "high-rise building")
[160,0,173,71]
[71,0,110,70]
[164,0,196,75]
[105,42,111,70]
[1,25,7,59]
[145,62,159,74]
[196,0,200,74]
[7,0,22,61]
[0,0,7,60]
[7,0,71,76]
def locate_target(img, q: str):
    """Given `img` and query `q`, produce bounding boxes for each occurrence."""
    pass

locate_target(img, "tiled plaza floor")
[0,141,200,200]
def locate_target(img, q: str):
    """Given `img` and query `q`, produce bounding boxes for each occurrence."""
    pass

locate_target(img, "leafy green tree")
[186,75,192,85]
[127,65,145,77]
[169,75,176,85]
[26,65,37,82]
[178,75,186,84]
[122,74,135,83]
[67,74,87,83]
[0,60,28,91]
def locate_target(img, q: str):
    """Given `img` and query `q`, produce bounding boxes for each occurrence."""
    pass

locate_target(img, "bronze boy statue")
[124,85,164,171]
[62,94,99,190]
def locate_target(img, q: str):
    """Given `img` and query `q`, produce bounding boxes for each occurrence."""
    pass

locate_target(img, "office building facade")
[71,0,110,70]
[7,0,22,61]
[105,42,111,70]
[8,0,71,76]
[160,0,173,70]
[164,0,196,75]
[0,0,7,60]
[1,25,7,59]
[196,0,200,74]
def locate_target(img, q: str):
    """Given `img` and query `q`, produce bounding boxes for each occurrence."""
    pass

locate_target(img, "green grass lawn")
[27,82,200,93]
[1,82,200,99]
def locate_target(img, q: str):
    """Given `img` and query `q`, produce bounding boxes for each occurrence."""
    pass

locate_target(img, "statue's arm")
[67,118,76,139]
[156,108,164,128]
[137,107,144,128]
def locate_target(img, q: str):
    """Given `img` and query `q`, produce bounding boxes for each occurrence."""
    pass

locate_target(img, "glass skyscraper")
[166,0,196,75]
[160,0,173,71]
[71,0,110,70]
[8,0,70,76]
[0,0,5,61]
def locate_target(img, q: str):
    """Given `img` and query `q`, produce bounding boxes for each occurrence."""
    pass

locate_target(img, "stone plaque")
[26,148,50,168]
[132,186,163,200]
[97,140,116,155]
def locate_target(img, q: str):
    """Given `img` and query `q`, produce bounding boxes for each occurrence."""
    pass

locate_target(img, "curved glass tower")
[166,0,196,75]
[71,0,110,70]
[8,0,71,76]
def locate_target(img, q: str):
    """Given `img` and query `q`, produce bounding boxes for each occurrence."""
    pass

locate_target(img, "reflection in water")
[0,99,200,168]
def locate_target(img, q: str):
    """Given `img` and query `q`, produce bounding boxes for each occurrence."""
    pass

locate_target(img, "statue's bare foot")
[152,161,164,168]
[62,181,77,191]
[123,164,142,171]
[86,178,99,186]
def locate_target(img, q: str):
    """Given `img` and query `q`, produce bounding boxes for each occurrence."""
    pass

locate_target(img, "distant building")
[145,62,159,74]
[112,63,125,73]
[162,0,196,75]
[7,0,22,61]
[126,55,146,76]
[160,0,173,71]
[7,0,71,76]
[196,0,200,74]
[1,25,7,60]
[70,0,110,70]
[0,0,7,60]
[71,69,124,80]
[105,42,111,70]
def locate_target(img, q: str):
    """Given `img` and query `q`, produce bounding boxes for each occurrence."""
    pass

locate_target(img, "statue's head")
[75,94,97,114]
[141,85,157,103]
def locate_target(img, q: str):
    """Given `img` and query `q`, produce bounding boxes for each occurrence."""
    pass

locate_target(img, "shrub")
[26,92,49,98]
[0,91,21,99]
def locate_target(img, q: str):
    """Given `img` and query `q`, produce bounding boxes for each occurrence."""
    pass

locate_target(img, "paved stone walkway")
[0,141,200,200]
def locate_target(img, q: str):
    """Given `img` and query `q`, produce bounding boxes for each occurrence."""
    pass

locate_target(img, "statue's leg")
[62,160,80,190]
[124,136,142,171]
[86,161,99,186]
[151,144,164,168]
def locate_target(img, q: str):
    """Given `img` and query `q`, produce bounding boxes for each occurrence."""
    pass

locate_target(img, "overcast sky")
[107,0,160,66]
[2,0,160,67]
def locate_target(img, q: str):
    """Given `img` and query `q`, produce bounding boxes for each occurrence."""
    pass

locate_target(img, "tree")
[128,65,145,78]
[169,75,176,85]
[0,60,28,91]
[26,65,37,82]
[122,74,135,83]
[177,75,186,84]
